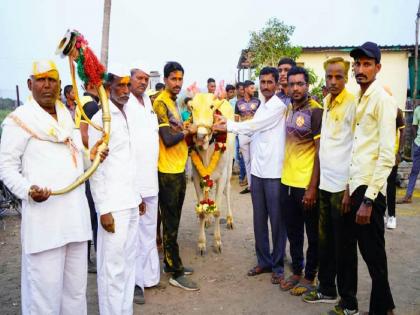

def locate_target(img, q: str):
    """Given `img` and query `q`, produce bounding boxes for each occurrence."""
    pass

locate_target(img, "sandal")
[247,266,271,276]
[290,279,316,296]
[271,273,284,285]
[280,274,301,291]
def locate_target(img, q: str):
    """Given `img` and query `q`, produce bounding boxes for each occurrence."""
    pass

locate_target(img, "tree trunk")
[100,0,111,68]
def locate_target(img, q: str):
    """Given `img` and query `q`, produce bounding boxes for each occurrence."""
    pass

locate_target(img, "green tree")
[247,18,301,73]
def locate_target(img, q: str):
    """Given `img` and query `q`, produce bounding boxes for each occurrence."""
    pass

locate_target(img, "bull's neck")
[196,140,216,166]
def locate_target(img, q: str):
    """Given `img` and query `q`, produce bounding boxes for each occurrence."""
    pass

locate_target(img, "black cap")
[350,41,381,63]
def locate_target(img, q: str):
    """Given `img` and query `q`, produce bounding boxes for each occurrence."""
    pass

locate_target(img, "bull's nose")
[197,126,208,138]
[197,132,207,140]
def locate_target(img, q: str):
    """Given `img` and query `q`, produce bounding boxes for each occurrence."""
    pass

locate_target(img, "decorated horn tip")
[56,29,78,57]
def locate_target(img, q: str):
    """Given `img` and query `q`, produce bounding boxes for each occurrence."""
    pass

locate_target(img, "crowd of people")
[0,40,413,315]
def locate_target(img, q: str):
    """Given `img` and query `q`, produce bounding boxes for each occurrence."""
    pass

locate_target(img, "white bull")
[189,93,235,255]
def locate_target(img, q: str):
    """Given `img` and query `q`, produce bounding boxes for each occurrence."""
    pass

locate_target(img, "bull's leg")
[192,167,202,203]
[213,211,222,253]
[224,158,234,229]
[198,214,207,256]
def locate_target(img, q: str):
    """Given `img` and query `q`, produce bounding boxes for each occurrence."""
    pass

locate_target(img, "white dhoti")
[135,195,160,289]
[21,241,88,315]
[97,208,139,315]
[238,134,252,187]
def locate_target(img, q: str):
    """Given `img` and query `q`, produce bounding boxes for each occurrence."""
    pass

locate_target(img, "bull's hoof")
[198,243,206,256]
[214,242,222,254]
[226,216,234,230]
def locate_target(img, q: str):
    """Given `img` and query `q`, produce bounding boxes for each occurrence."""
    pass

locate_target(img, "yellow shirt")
[348,80,397,200]
[153,90,188,174]
[319,89,356,193]
[281,98,323,188]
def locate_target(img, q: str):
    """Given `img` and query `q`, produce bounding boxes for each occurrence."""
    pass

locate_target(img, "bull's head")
[190,93,230,150]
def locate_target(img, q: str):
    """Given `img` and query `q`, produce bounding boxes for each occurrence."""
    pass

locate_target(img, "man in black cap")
[323,42,396,315]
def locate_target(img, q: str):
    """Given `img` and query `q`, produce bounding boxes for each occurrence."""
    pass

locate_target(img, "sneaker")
[133,285,145,304]
[169,275,199,291]
[396,197,412,204]
[240,187,250,194]
[386,216,397,229]
[163,265,194,275]
[322,305,359,315]
[303,290,338,304]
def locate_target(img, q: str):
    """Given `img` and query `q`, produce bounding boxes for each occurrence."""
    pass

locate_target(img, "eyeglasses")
[288,82,306,88]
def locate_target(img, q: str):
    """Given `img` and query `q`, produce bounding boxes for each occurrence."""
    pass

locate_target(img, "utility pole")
[100,0,111,68]
[15,85,20,107]
[413,0,420,104]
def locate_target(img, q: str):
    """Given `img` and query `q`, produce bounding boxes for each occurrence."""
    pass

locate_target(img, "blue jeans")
[235,136,246,181]
[407,142,420,197]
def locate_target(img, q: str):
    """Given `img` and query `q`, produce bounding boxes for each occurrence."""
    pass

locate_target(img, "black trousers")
[280,184,319,281]
[386,165,398,217]
[158,171,186,278]
[318,190,358,309]
[346,185,395,314]
[85,180,98,252]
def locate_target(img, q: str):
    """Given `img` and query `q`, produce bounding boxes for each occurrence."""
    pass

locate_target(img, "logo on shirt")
[296,115,305,127]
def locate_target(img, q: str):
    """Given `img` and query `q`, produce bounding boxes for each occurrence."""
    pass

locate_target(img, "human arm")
[213,100,286,136]
[302,107,323,210]
[0,119,33,200]
[364,97,397,200]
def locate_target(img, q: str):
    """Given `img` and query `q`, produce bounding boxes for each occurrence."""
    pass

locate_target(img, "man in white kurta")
[0,61,92,315]
[213,67,287,284]
[89,65,142,315]
[128,65,160,303]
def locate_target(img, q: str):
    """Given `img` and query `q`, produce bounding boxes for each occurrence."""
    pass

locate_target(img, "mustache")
[356,74,367,79]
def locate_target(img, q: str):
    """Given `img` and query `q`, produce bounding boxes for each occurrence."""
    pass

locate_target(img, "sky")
[0,0,417,100]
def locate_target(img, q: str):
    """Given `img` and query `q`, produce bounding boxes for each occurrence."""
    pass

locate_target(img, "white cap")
[129,60,152,76]
[107,63,130,78]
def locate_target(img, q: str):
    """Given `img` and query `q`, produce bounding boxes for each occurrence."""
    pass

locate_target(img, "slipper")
[247,266,271,276]
[271,273,284,285]
[290,279,316,296]
[280,275,301,291]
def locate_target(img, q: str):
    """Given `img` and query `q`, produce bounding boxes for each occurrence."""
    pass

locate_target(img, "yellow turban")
[31,60,59,80]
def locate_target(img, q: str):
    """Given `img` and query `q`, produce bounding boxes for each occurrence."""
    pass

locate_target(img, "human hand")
[212,114,227,132]
[29,185,51,202]
[139,202,146,216]
[302,187,317,210]
[90,138,109,162]
[355,202,372,225]
[341,188,351,215]
[100,213,115,233]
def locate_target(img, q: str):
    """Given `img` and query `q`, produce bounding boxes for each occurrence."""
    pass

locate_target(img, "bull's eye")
[210,105,214,110]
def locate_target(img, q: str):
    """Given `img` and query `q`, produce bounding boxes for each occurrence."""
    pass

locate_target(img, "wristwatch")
[363,197,373,207]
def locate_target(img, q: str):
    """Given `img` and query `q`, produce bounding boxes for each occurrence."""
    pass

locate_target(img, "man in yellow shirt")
[153,62,198,291]
[345,42,396,315]
[279,66,323,295]
[302,58,358,314]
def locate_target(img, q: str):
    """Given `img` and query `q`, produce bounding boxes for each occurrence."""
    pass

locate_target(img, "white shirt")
[0,104,91,254]
[227,94,286,179]
[89,101,142,215]
[319,89,356,193]
[126,94,159,197]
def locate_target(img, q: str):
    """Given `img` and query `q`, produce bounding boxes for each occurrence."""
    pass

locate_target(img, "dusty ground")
[1,180,420,315]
